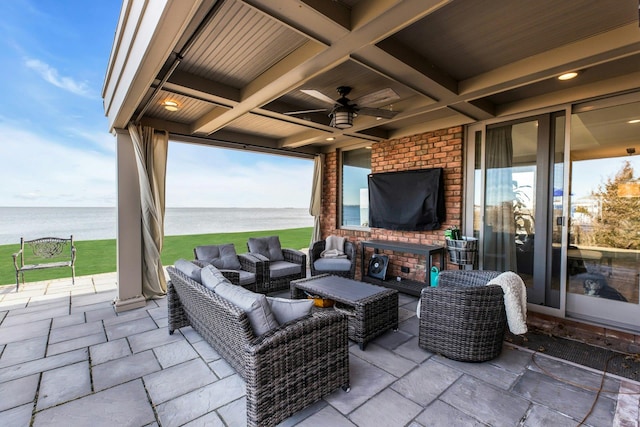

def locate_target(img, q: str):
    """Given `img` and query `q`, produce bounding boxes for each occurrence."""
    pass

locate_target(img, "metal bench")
[12,236,76,290]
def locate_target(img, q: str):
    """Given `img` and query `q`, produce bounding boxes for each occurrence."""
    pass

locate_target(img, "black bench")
[12,236,76,290]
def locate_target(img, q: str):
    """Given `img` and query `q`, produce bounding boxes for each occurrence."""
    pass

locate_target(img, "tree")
[590,161,640,249]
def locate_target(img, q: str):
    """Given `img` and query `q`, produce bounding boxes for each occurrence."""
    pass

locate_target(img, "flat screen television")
[368,168,445,231]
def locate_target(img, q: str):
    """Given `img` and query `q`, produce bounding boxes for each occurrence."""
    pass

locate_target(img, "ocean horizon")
[0,206,313,245]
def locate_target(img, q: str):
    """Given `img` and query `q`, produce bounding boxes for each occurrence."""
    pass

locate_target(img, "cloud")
[24,58,93,98]
[165,142,314,208]
[0,125,314,208]
[0,123,115,206]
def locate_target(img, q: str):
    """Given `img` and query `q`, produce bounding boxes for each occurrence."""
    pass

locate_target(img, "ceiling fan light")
[332,108,353,129]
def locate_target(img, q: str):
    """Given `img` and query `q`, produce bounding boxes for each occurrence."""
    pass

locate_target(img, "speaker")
[368,254,389,280]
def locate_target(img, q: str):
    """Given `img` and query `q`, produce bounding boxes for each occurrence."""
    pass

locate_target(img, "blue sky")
[0,0,313,208]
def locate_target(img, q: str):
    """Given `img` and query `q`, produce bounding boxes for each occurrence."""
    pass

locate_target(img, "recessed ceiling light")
[628,119,640,124]
[162,100,179,111]
[558,72,578,81]
[365,146,372,149]
[326,137,335,141]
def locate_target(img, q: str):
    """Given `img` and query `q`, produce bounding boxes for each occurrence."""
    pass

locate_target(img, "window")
[341,148,371,227]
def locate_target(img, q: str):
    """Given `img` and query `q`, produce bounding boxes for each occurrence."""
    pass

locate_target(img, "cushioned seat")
[247,235,306,293]
[309,240,356,279]
[193,243,265,291]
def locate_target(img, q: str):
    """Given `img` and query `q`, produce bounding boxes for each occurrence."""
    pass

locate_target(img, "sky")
[0,0,313,208]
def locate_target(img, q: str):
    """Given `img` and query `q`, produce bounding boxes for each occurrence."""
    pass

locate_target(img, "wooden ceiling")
[105,0,640,156]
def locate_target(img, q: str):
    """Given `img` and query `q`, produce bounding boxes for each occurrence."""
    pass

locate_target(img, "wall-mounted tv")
[368,168,445,231]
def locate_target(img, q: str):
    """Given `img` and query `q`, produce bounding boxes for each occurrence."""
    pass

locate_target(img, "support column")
[114,128,146,312]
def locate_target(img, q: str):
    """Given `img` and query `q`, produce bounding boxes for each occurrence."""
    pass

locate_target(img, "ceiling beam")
[459,23,640,98]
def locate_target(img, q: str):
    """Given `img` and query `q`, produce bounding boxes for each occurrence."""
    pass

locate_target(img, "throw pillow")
[200,264,231,291]
[267,297,313,324]
[174,259,202,283]
[194,244,242,270]
[215,281,279,336]
[247,236,284,261]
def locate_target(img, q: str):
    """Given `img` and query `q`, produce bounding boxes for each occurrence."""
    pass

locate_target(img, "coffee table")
[291,274,398,350]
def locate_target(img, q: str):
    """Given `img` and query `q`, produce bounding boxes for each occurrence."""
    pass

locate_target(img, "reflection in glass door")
[567,99,640,331]
[482,114,564,309]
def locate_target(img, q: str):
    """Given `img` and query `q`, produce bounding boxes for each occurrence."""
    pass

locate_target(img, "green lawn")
[0,227,313,287]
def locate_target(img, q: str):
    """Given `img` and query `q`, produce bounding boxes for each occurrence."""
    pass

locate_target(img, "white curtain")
[309,154,324,246]
[484,125,517,272]
[128,123,168,299]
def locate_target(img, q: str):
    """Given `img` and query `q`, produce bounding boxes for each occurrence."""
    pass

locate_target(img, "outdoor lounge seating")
[418,269,506,362]
[309,238,356,279]
[167,264,350,427]
[247,236,306,293]
[193,243,265,291]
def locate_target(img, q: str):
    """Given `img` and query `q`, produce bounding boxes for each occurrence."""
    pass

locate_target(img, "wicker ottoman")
[291,274,398,350]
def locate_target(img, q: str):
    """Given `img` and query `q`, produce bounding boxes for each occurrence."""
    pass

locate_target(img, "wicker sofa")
[418,270,506,362]
[167,266,350,427]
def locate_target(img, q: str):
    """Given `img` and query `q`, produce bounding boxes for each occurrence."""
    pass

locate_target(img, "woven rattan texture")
[309,240,357,279]
[167,267,349,427]
[419,270,507,362]
[291,275,398,350]
[256,248,307,293]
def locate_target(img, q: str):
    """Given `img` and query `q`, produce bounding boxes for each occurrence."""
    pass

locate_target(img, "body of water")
[0,207,313,245]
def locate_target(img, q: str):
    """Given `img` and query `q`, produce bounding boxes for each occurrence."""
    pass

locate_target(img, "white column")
[114,128,146,312]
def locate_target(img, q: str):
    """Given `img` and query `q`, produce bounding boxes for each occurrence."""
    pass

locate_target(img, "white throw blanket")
[321,235,347,259]
[487,272,528,335]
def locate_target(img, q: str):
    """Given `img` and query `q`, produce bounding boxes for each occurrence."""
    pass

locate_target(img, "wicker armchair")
[309,240,356,279]
[247,236,306,293]
[419,270,506,362]
[193,243,265,291]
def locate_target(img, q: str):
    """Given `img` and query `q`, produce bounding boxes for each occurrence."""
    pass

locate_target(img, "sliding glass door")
[474,113,565,309]
[566,99,640,330]
[469,94,640,331]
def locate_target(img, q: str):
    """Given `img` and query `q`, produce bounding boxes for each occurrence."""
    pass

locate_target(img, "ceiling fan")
[285,86,400,129]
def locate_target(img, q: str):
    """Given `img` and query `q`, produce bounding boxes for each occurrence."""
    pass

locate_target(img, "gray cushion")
[174,259,202,283]
[267,297,313,324]
[200,264,230,291]
[194,244,242,270]
[237,270,256,286]
[248,236,284,261]
[269,261,302,278]
[215,281,279,336]
[313,258,352,272]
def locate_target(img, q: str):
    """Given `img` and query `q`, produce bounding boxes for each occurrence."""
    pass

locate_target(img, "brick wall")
[320,125,640,351]
[320,126,463,281]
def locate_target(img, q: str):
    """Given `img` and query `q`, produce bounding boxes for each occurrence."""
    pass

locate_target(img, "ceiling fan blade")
[300,89,336,105]
[284,108,329,115]
[353,88,399,107]
[357,107,398,119]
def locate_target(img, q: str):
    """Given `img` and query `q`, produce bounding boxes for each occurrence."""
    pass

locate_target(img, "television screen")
[368,168,445,231]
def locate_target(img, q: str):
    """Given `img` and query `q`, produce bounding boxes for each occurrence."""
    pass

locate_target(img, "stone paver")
[90,337,131,365]
[0,273,636,427]
[92,349,161,391]
[32,380,156,427]
[37,361,91,410]
[0,335,48,368]
[349,388,423,427]
[145,358,217,405]
[440,374,531,427]
[0,374,39,412]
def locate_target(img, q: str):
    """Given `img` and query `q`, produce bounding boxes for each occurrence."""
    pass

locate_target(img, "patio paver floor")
[0,273,638,426]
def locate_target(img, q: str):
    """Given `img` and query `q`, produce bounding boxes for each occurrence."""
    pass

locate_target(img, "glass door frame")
[464,105,572,319]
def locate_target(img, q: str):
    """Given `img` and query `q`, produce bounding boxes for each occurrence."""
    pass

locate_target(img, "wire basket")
[446,237,478,265]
